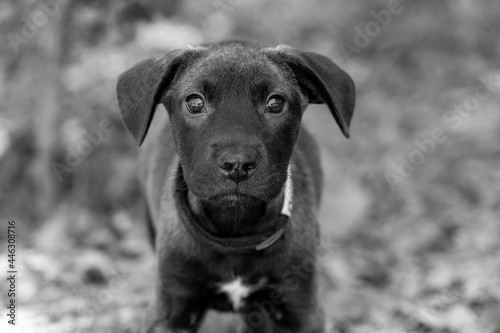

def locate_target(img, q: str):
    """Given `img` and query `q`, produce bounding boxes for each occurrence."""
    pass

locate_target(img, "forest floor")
[1,1,500,332]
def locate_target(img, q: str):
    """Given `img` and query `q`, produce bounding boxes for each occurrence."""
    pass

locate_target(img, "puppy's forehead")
[202,44,270,68]
[184,44,291,88]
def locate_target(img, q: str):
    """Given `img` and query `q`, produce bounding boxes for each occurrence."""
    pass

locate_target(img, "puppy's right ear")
[264,46,355,138]
[116,48,204,145]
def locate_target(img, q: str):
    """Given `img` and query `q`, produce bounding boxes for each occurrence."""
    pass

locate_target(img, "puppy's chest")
[210,275,272,313]
[215,276,266,310]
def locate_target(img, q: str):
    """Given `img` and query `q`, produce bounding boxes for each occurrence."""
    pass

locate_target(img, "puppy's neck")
[187,191,284,238]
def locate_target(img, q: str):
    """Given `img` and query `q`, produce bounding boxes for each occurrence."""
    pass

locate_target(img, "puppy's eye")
[266,95,285,114]
[186,95,205,113]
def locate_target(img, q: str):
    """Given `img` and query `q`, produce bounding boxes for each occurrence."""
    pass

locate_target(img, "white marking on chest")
[217,276,266,311]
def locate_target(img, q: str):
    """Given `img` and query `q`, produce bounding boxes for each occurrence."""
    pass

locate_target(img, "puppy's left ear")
[265,46,355,138]
[116,48,205,145]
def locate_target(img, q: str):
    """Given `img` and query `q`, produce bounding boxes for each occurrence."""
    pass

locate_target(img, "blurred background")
[0,0,499,332]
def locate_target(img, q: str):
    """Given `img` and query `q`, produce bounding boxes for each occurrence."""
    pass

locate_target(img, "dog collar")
[255,165,293,251]
[280,164,294,217]
[176,165,293,255]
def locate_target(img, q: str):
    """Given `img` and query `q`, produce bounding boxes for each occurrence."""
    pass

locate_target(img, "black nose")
[217,150,257,183]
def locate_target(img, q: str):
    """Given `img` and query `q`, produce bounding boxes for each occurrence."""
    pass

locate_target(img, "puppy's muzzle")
[217,148,257,183]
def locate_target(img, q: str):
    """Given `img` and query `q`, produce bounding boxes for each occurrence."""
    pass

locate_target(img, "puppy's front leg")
[143,255,209,333]
[144,284,206,333]
[245,270,324,333]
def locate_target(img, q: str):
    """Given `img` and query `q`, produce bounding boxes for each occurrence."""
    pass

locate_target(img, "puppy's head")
[117,41,355,207]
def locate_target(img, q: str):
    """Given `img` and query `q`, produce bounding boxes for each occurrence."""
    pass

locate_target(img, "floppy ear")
[116,48,204,145]
[265,46,355,138]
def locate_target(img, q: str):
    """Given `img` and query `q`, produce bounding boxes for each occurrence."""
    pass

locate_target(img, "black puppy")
[117,41,355,333]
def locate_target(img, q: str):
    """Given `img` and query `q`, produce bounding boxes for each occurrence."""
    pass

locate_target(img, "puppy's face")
[161,47,306,206]
[117,41,355,207]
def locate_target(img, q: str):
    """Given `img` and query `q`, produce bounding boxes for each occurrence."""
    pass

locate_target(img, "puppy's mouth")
[207,192,265,208]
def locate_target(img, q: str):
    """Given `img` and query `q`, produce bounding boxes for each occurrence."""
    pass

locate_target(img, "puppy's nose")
[217,150,257,183]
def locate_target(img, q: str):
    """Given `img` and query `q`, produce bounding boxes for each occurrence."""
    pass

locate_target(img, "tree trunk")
[32,3,68,216]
